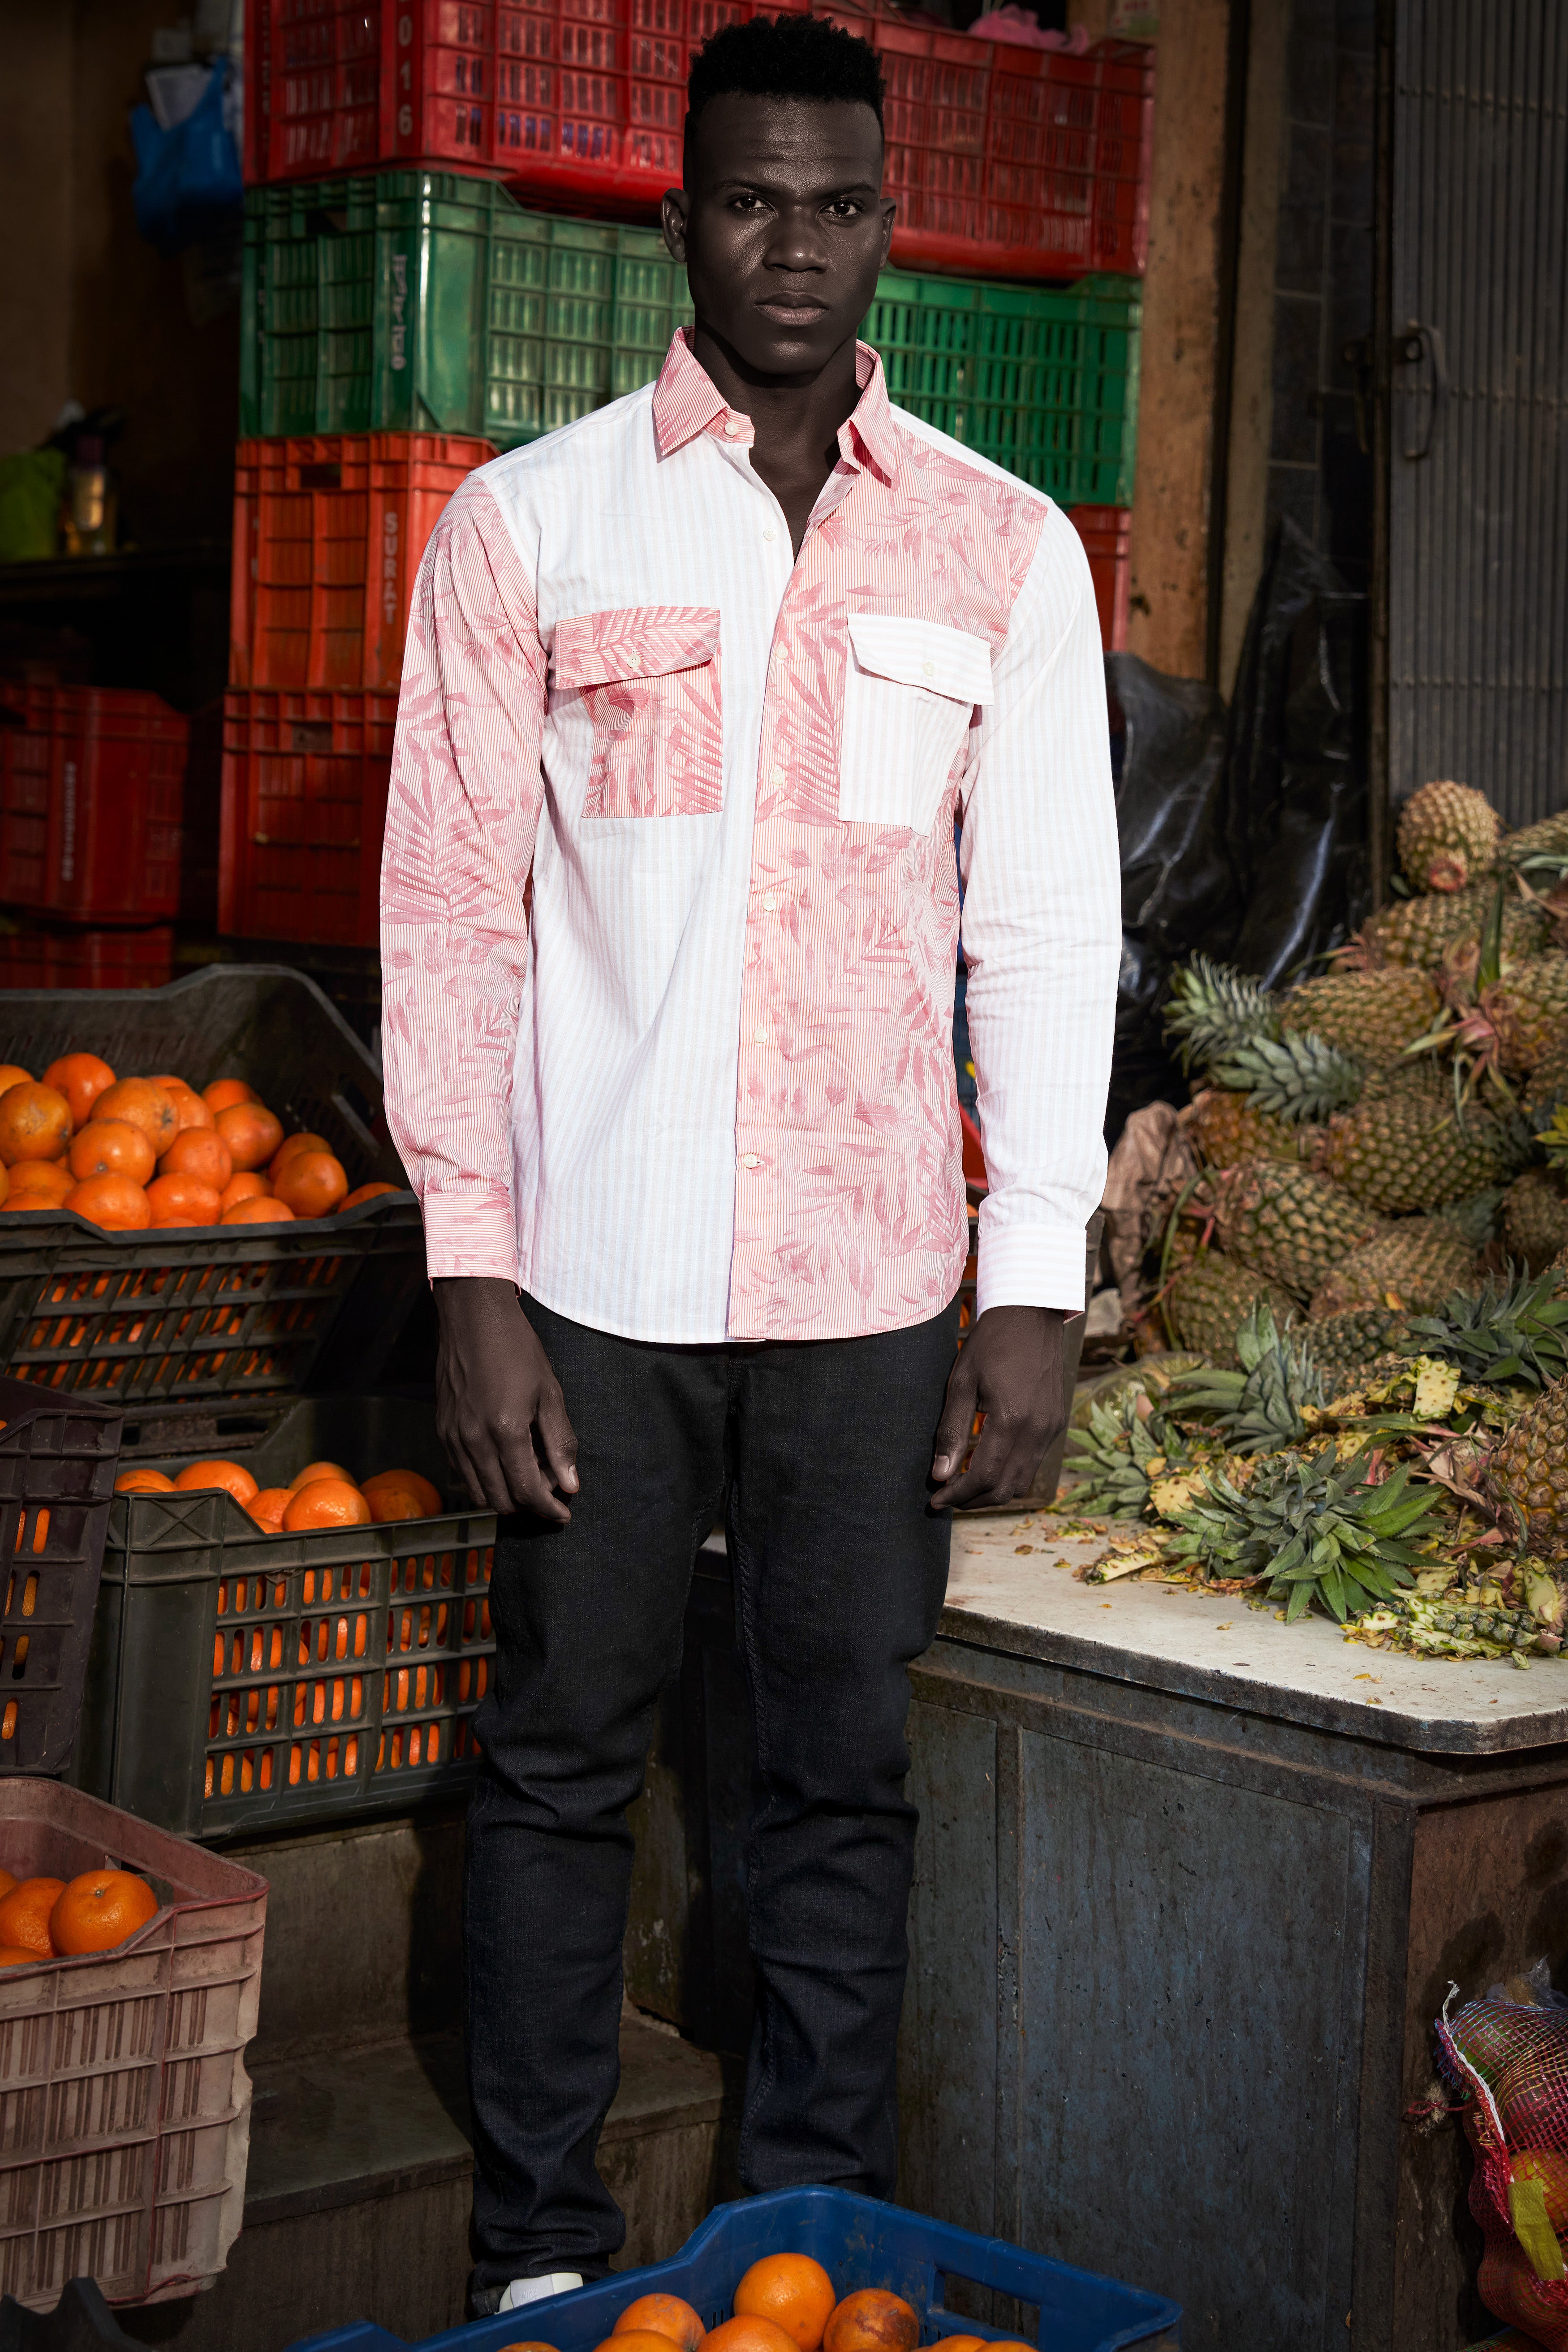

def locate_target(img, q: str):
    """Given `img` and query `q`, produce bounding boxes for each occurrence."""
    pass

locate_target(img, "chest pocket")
[838,613,994,835]
[553,606,723,820]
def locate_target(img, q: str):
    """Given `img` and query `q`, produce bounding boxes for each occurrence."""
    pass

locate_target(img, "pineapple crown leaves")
[1537,1106,1568,1170]
[1164,1301,1327,1454]
[1205,1029,1364,1124]
[1060,1387,1189,1519]
[1164,957,1278,1072]
[1167,1448,1446,1624]
[1401,1267,1568,1391]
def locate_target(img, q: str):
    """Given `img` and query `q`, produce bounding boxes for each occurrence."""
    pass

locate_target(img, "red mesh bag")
[1439,1994,1568,2346]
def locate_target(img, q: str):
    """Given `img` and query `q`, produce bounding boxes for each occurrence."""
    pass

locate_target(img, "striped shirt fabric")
[380,329,1120,1344]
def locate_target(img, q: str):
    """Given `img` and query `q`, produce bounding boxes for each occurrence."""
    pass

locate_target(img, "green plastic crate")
[240,172,694,449]
[861,270,1142,506]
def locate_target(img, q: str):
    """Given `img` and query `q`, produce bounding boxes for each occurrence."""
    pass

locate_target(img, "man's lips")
[756,299,828,323]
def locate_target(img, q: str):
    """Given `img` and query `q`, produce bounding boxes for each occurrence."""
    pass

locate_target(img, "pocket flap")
[846,613,994,706]
[553,606,721,690]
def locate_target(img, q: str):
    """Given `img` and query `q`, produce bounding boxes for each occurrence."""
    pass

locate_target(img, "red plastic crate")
[244,0,1154,282]
[0,687,188,923]
[230,430,496,693]
[220,688,396,948]
[0,926,176,990]
[1068,504,1131,651]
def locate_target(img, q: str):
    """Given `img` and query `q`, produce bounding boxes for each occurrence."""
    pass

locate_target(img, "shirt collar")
[651,327,900,485]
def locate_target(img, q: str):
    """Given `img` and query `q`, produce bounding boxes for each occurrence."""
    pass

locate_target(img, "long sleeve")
[958,503,1121,1316]
[379,478,547,1280]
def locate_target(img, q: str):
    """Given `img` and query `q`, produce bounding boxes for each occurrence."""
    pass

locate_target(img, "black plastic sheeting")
[1105,517,1369,1144]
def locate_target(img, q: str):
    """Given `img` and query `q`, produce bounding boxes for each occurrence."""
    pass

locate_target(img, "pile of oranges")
[0,1863,159,1970]
[0,1054,399,1232]
[116,1453,443,1531]
[501,2254,1034,2352]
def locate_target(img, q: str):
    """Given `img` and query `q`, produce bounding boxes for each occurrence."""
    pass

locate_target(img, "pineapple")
[1164,1253,1297,1364]
[1396,780,1500,894]
[1309,1306,1412,1394]
[1319,1091,1524,1212]
[1278,967,1439,1066]
[1215,1160,1381,1299]
[1308,1217,1480,1317]
[1502,810,1568,869]
[1483,1378,1568,1555]
[1360,883,1550,970]
[1482,954,1568,1074]
[1185,1089,1304,1171]
[1525,1031,1568,1129]
[1434,1186,1508,1247]
[1504,1168,1568,1271]
[1205,1029,1363,1122]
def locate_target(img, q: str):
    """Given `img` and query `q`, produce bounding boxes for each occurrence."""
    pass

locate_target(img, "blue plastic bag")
[131,63,242,255]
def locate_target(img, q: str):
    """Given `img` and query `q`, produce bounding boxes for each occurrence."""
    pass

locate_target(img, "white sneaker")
[498,2272,584,2315]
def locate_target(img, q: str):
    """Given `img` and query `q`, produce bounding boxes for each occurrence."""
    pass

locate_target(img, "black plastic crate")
[77,1396,494,1841]
[0,966,424,1404]
[0,1378,122,1777]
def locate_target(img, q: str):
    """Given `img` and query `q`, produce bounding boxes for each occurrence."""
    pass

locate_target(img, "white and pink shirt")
[380,330,1120,1345]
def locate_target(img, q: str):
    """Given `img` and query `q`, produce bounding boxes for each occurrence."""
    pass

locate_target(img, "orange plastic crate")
[219,688,397,948]
[0,926,176,990]
[245,0,1154,283]
[228,430,495,693]
[0,688,187,924]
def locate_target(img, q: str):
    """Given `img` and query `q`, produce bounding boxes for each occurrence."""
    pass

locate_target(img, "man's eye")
[730,192,766,211]
[825,198,865,219]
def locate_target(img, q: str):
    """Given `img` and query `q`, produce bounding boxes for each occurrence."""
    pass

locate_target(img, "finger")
[492,1421,572,1525]
[534,1383,580,1495]
[930,1408,1014,1510]
[459,1421,534,1518]
[931,1353,979,1482]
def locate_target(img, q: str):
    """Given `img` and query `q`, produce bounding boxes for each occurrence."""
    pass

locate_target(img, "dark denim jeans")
[465,1290,960,2297]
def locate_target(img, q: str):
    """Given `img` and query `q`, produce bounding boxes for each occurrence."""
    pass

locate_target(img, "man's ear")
[662,186,690,263]
[879,195,896,267]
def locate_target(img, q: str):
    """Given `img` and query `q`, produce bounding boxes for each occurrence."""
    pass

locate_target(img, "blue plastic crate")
[293,2185,1179,2352]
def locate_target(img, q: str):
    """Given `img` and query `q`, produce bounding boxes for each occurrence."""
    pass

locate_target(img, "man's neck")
[689,320,862,553]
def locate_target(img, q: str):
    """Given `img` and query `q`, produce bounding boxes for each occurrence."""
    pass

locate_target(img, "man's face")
[663,94,896,380]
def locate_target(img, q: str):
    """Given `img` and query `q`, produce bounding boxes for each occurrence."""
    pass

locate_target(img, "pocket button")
[922,660,935,678]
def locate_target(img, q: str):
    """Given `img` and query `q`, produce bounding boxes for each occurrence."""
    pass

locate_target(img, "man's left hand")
[929,1304,1069,1511]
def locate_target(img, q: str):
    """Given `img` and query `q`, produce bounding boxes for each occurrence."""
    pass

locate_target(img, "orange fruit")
[273,1150,349,1219]
[215,1102,284,1171]
[91,1078,177,1156]
[221,1195,294,1225]
[6,1160,75,1209]
[822,2297,919,2352]
[146,1174,223,1228]
[735,2259,836,2352]
[160,1128,233,1189]
[283,1478,372,1531]
[605,2335,693,2352]
[203,1078,257,1112]
[498,2344,562,2352]
[290,1460,355,1490]
[50,1870,159,1956]
[339,1181,400,1211]
[0,1878,65,1958]
[69,1119,155,1186]
[0,1082,72,1164]
[43,1053,116,1127]
[173,1459,259,1504]
[218,1171,268,1213]
[269,1131,332,1181]
[115,1469,176,1494]
[929,2342,990,2351]
[616,2297,707,2351]
[65,1174,151,1231]
[247,1487,291,1533]
[363,1469,442,1520]
[702,2325,800,2352]
[151,1078,214,1134]
[0,1947,40,1969]
[0,1870,16,1902]
[0,1066,33,1095]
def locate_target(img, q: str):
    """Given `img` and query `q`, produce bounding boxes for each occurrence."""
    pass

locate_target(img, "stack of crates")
[227,2,1151,949]
[0,685,187,988]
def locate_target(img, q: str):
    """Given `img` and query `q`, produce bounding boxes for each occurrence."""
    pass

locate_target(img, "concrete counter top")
[943,1512,1568,1756]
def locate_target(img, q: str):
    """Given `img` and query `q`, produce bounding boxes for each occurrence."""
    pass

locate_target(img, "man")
[380,10,1119,2318]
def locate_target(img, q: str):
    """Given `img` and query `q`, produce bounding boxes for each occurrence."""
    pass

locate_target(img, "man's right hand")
[433,1278,579,1522]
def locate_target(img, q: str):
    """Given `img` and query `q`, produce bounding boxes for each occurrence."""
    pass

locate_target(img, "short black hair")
[685,14,885,151]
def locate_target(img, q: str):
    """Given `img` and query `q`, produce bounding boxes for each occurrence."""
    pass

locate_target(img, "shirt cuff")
[975,1222,1092,1318]
[418,1186,521,1284]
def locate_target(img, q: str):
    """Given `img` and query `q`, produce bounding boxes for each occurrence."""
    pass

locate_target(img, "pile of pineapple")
[1059,782,1568,1662]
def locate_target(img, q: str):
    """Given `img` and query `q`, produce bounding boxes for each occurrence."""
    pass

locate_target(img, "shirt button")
[753,1027,768,1045]
[922,659,935,678]
[724,419,742,438]
[763,526,777,542]
[762,893,778,911]
[770,764,785,785]
[741,1154,760,1168]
